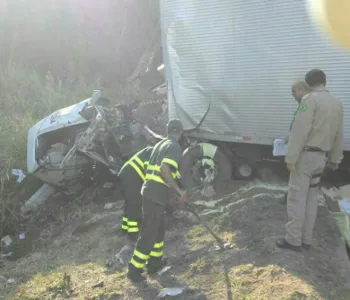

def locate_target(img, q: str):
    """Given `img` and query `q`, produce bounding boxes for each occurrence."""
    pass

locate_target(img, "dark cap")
[305,69,326,87]
[167,118,183,134]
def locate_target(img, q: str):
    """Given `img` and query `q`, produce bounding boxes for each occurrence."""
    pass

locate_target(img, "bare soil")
[1,180,350,300]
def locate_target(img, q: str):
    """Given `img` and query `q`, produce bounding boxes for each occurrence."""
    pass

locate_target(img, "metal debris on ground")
[92,281,104,289]
[115,245,133,266]
[7,278,15,284]
[19,233,25,240]
[105,259,114,268]
[157,266,172,275]
[209,242,234,252]
[20,183,56,214]
[11,169,26,183]
[157,287,187,299]
[104,202,117,210]
[0,252,13,259]
[1,236,13,247]
[193,200,218,208]
[103,182,114,189]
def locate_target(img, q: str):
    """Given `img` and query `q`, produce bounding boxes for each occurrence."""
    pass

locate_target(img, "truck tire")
[179,143,232,188]
[234,157,254,180]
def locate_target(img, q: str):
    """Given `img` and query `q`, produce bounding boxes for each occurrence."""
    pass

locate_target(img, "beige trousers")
[285,151,326,246]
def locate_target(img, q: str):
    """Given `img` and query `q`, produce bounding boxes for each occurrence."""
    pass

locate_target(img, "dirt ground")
[1,180,350,300]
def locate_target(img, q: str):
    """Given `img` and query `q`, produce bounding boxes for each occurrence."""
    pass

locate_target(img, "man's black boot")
[127,268,146,283]
[276,239,301,252]
[302,243,311,250]
[147,258,168,274]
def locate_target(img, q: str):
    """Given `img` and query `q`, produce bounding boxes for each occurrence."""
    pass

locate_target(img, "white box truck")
[160,0,350,187]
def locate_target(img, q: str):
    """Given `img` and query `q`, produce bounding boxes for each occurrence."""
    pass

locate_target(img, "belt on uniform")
[303,147,325,153]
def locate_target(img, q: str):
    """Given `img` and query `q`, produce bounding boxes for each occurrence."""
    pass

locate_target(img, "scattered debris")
[209,242,234,252]
[157,287,187,299]
[1,235,13,248]
[104,202,117,210]
[19,233,25,240]
[11,169,26,183]
[7,278,15,285]
[193,200,218,208]
[103,182,114,189]
[157,266,172,275]
[115,245,133,266]
[105,259,114,268]
[20,183,56,214]
[92,281,104,289]
[0,252,13,259]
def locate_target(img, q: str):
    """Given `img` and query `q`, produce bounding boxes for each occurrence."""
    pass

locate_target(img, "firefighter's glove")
[177,190,187,204]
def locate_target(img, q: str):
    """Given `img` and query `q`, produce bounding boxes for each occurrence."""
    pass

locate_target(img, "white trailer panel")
[161,0,350,149]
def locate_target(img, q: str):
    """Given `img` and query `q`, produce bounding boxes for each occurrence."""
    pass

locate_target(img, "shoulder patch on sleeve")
[301,93,311,100]
[299,104,308,112]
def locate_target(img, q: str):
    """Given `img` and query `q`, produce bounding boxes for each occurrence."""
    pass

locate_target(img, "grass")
[1,160,350,299]
[12,264,126,300]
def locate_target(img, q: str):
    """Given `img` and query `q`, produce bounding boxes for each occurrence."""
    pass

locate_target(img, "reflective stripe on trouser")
[129,196,165,272]
[120,169,143,237]
[150,241,164,258]
[285,152,326,246]
[122,216,129,231]
[127,220,139,233]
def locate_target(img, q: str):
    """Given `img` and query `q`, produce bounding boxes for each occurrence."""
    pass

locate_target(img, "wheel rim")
[190,157,218,185]
[239,164,252,178]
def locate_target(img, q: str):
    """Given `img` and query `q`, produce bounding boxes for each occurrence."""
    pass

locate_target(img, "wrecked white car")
[26,90,160,200]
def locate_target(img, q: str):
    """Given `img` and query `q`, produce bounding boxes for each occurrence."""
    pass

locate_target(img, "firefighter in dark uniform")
[127,119,187,283]
[118,146,153,241]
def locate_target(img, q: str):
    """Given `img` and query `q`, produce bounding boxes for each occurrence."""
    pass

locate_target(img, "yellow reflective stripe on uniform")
[121,225,128,230]
[145,173,165,184]
[154,241,164,248]
[162,158,178,169]
[127,161,145,181]
[128,221,138,226]
[147,165,159,171]
[134,249,149,260]
[130,258,145,269]
[150,250,163,257]
[122,217,128,222]
[133,156,144,168]
[128,227,139,233]
[147,164,178,179]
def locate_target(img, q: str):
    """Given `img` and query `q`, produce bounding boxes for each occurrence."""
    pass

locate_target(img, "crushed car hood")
[27,91,101,173]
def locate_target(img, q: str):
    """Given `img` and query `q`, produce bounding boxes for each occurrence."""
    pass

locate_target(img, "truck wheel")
[179,143,232,188]
[234,158,254,180]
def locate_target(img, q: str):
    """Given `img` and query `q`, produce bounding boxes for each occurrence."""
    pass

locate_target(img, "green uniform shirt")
[118,146,153,181]
[141,137,182,206]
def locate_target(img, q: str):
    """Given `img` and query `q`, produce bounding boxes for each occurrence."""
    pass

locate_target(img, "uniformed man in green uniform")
[277,69,344,251]
[118,146,153,241]
[127,119,187,283]
[281,81,311,204]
